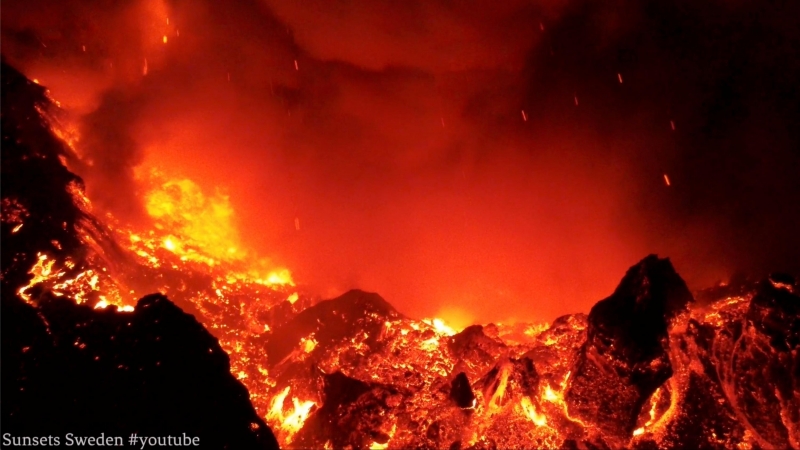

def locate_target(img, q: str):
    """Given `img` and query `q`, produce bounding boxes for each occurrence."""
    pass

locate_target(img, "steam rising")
[3,0,799,325]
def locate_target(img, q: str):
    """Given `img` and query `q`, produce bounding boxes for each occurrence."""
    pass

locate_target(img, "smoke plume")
[3,0,799,326]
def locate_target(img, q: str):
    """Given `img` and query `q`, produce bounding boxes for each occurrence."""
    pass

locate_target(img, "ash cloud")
[2,0,799,325]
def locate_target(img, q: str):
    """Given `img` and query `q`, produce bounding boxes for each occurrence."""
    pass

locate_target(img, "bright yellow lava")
[140,172,293,286]
[267,386,316,443]
[520,397,548,427]
[422,317,457,336]
[144,178,243,264]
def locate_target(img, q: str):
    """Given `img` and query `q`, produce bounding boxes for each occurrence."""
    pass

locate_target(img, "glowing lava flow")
[267,387,316,444]
[18,86,600,449]
[422,317,457,336]
[15,103,300,439]
[138,171,293,286]
[18,254,56,302]
[12,51,796,450]
[17,252,134,310]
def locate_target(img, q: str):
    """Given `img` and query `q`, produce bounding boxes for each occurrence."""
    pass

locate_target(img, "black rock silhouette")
[565,255,693,441]
[450,372,476,408]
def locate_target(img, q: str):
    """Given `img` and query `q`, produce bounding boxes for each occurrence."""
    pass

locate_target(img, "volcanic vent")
[3,59,800,449]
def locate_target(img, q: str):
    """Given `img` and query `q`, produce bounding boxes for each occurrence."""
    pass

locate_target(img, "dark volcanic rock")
[479,356,539,409]
[663,319,746,449]
[447,325,507,381]
[650,320,746,449]
[1,60,278,449]
[747,274,800,352]
[565,255,693,441]
[726,275,800,448]
[450,372,476,408]
[321,370,373,407]
[266,289,404,366]
[523,313,588,384]
[659,371,744,449]
[541,313,589,341]
[1,293,278,449]
[449,325,506,359]
[1,59,88,294]
[294,370,406,449]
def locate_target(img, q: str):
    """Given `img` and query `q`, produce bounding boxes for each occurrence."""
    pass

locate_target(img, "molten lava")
[7,70,799,449]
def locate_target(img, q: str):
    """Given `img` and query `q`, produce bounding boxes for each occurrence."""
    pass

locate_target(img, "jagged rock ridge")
[565,255,693,441]
[1,59,279,450]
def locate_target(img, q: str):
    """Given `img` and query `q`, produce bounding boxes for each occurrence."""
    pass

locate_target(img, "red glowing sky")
[3,0,799,326]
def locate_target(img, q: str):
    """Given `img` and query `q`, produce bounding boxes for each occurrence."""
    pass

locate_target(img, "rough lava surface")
[3,58,800,449]
[1,60,279,450]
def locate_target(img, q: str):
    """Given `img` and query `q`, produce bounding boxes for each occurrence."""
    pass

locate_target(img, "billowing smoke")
[3,0,799,326]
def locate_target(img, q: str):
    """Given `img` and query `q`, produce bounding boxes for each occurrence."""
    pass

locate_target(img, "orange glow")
[94,299,110,309]
[18,253,55,302]
[422,317,457,336]
[137,173,292,286]
[520,397,548,427]
[144,177,241,262]
[301,336,317,353]
[543,385,559,402]
[2,0,796,447]
[539,372,590,429]
[17,252,135,311]
[284,399,315,433]
[267,386,316,443]
[265,269,294,286]
[268,386,291,421]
